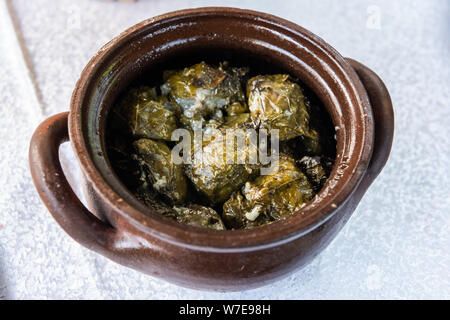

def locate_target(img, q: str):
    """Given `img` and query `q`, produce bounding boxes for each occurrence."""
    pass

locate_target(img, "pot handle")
[346,58,394,193]
[29,112,116,254]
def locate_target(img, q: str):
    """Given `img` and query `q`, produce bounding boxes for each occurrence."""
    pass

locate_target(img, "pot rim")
[69,7,374,252]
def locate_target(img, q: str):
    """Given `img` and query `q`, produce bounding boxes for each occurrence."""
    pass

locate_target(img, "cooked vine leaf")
[247,74,318,142]
[133,138,187,204]
[161,61,248,130]
[173,204,226,230]
[184,127,259,205]
[113,86,178,141]
[222,156,314,229]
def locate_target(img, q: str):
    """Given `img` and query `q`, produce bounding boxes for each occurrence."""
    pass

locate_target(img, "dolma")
[222,156,314,229]
[161,62,248,129]
[246,74,318,141]
[114,86,178,141]
[133,138,187,203]
[184,128,258,204]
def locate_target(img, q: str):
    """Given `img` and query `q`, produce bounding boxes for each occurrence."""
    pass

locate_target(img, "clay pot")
[29,7,393,291]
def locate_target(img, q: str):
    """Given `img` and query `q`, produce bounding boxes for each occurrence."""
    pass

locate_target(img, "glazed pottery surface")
[29,7,393,291]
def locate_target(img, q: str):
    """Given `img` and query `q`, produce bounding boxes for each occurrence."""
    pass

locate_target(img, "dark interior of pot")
[75,9,372,240]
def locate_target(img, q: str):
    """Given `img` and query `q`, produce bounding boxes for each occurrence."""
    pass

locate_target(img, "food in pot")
[113,86,178,141]
[222,156,314,229]
[160,61,248,130]
[184,129,258,205]
[107,61,336,230]
[133,138,187,204]
[247,74,318,142]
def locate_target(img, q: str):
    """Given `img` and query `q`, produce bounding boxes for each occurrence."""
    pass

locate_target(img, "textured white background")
[0,0,449,299]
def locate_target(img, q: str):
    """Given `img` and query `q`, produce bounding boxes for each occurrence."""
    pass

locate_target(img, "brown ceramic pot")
[29,7,393,291]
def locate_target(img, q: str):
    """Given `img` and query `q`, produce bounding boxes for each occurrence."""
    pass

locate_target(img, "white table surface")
[0,0,449,299]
